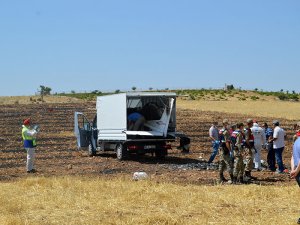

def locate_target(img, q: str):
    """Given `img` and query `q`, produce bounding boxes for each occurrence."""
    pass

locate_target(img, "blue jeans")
[274,147,284,172]
[208,141,220,164]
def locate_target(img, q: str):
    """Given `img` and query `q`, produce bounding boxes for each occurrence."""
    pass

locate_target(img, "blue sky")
[0,0,299,96]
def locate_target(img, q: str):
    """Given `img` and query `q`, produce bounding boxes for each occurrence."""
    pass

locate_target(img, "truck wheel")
[88,144,96,157]
[116,144,127,160]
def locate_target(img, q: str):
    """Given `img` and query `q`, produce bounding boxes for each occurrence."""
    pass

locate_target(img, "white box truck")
[74,92,190,160]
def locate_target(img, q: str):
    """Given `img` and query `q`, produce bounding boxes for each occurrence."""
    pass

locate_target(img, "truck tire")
[116,143,127,160]
[88,144,96,157]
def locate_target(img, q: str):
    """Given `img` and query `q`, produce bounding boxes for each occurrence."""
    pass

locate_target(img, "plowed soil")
[0,102,296,185]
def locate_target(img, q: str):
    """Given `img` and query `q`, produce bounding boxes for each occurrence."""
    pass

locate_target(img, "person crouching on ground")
[22,118,38,173]
[218,119,234,183]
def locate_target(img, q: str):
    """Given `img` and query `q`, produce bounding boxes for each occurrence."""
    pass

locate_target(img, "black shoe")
[231,176,237,184]
[243,171,251,183]
[237,177,245,184]
[27,169,36,173]
[297,218,300,224]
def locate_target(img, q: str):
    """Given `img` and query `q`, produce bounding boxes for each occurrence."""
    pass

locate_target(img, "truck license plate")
[144,145,156,150]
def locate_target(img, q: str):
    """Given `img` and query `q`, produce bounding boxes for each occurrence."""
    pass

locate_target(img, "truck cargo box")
[74,92,189,160]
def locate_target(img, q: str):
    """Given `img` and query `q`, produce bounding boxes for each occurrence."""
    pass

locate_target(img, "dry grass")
[0,176,299,225]
[0,96,83,105]
[177,99,300,120]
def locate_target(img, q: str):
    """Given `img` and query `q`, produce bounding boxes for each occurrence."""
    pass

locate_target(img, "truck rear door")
[74,112,91,148]
[97,94,127,141]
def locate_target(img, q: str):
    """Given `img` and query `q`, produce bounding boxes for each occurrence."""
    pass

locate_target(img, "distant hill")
[1,89,299,120]
[57,88,299,102]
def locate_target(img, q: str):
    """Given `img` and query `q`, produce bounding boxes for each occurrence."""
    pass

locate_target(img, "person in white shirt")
[251,122,266,170]
[271,120,286,173]
[207,121,219,164]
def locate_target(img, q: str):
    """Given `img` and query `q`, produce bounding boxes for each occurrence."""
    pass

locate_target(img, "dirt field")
[0,98,298,186]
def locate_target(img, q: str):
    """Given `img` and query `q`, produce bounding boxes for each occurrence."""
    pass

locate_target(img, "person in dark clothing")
[263,122,276,172]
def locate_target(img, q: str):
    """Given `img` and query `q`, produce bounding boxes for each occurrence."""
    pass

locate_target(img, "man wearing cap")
[218,119,234,183]
[271,120,286,174]
[244,118,255,182]
[22,118,38,173]
[232,122,245,184]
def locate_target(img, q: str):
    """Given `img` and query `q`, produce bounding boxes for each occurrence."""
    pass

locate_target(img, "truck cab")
[74,92,189,160]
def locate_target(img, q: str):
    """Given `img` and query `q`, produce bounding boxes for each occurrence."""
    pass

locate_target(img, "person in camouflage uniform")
[244,118,255,182]
[232,123,245,184]
[218,119,234,183]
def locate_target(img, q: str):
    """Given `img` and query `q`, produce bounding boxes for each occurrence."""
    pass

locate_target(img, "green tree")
[226,84,234,91]
[91,90,97,94]
[115,89,120,94]
[278,93,288,101]
[38,85,52,100]
[132,86,137,91]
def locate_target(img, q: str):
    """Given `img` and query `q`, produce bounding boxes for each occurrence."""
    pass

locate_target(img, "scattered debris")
[133,172,149,181]
[101,168,122,175]
[162,162,218,171]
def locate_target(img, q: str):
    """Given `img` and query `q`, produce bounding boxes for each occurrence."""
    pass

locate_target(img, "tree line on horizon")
[37,84,299,102]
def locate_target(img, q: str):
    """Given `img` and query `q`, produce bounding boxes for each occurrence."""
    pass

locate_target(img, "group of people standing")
[208,118,287,184]
[20,115,298,184]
